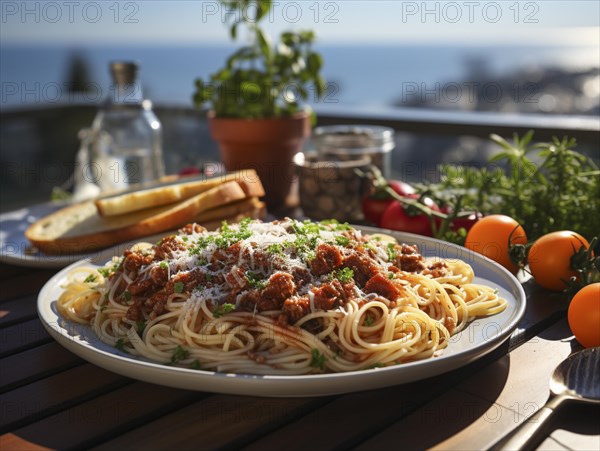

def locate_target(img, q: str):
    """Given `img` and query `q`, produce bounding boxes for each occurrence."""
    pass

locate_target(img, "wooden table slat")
[0,264,39,282]
[4,382,205,450]
[0,271,55,303]
[92,395,329,451]
[0,363,128,433]
[0,295,38,329]
[0,318,50,358]
[351,320,585,451]
[0,341,83,393]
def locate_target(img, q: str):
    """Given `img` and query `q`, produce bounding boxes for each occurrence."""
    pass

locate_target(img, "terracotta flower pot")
[208,111,311,209]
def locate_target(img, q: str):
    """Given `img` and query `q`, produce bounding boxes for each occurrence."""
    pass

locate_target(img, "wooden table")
[1,261,599,450]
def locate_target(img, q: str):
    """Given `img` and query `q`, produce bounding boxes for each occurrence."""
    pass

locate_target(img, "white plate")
[0,204,172,269]
[0,203,80,268]
[37,228,526,397]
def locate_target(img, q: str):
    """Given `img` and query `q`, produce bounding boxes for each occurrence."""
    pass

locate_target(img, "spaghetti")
[57,218,507,374]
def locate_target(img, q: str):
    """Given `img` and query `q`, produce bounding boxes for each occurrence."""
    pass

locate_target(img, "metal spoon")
[500,347,600,450]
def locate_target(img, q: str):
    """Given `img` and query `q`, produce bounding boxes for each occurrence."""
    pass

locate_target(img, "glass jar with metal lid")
[313,125,395,178]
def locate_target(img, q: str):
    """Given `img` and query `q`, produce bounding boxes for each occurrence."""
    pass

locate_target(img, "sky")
[1,0,599,46]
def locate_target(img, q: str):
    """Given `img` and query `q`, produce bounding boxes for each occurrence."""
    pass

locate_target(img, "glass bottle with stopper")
[85,61,164,192]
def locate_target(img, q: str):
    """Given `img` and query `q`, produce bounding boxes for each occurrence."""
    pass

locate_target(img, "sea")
[1,43,598,110]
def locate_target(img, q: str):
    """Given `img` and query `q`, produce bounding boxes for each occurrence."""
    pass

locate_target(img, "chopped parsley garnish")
[334,267,354,283]
[388,272,395,279]
[267,243,284,255]
[136,320,146,334]
[159,261,168,270]
[246,271,266,289]
[181,235,188,242]
[171,345,189,364]
[387,243,398,261]
[213,303,236,318]
[310,348,326,370]
[84,274,97,283]
[189,235,214,255]
[197,257,208,266]
[191,359,202,370]
[363,314,374,327]
[115,338,127,352]
[97,257,123,278]
[214,220,253,249]
[123,291,132,301]
[174,281,185,294]
[335,236,350,246]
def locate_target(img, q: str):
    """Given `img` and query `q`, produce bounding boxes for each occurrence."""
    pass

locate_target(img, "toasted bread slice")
[25,180,255,254]
[95,169,263,217]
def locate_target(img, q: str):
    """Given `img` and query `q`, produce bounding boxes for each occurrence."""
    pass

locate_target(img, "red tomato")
[362,180,416,226]
[380,201,434,236]
[450,211,482,232]
[568,283,600,348]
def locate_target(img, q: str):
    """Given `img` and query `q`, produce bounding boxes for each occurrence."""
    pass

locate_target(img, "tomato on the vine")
[528,231,591,292]
[380,196,439,236]
[361,180,416,226]
[450,211,482,233]
[568,283,600,348]
[464,215,527,273]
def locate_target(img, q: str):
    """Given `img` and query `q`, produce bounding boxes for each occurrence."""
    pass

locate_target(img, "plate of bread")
[0,170,266,268]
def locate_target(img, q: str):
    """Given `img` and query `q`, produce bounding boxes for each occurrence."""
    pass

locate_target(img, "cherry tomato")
[528,231,591,292]
[361,180,416,226]
[450,211,482,232]
[464,214,527,273]
[380,201,434,236]
[568,283,600,348]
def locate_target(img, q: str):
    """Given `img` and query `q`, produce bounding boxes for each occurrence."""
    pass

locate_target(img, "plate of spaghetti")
[38,218,525,396]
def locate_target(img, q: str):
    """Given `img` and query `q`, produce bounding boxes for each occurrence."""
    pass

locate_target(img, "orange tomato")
[464,215,527,273]
[568,283,600,348]
[528,231,591,292]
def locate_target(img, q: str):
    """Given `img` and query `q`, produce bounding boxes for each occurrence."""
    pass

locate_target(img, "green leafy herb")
[333,267,354,283]
[310,348,326,370]
[431,132,600,244]
[84,274,97,283]
[213,303,236,318]
[387,243,398,261]
[191,359,202,370]
[171,345,189,364]
[193,4,326,120]
[267,243,284,255]
[115,338,128,352]
[335,236,350,246]
[174,282,185,294]
[160,261,168,270]
[246,271,266,289]
[136,320,146,335]
[363,315,374,327]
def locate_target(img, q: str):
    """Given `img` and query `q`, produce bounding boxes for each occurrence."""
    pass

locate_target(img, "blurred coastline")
[1,43,598,211]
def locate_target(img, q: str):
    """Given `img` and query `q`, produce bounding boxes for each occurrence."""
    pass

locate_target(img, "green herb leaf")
[174,282,185,294]
[333,267,354,283]
[84,274,97,283]
[246,271,266,289]
[310,348,326,370]
[171,345,189,364]
[213,303,236,318]
[115,338,128,352]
